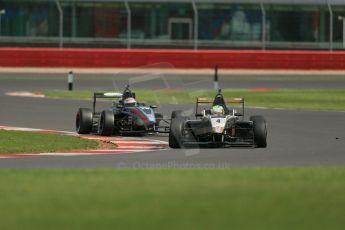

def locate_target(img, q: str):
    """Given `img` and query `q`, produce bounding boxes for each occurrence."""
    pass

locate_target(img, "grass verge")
[43,89,345,111]
[0,167,344,230]
[0,130,98,153]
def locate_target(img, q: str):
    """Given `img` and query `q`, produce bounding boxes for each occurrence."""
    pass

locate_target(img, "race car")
[169,89,267,148]
[76,85,169,136]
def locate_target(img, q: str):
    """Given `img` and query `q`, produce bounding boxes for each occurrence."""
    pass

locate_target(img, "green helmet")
[212,105,224,114]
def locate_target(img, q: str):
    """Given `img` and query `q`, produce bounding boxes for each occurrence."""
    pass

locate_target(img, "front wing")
[181,123,255,148]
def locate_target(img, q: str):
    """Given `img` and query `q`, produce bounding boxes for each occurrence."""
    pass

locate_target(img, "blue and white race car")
[76,85,169,136]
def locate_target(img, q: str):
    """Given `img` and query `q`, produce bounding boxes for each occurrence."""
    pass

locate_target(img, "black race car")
[76,85,169,136]
[169,89,267,148]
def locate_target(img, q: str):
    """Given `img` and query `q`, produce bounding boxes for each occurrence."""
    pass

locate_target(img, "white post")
[124,1,131,49]
[328,1,333,51]
[343,18,345,49]
[337,16,345,49]
[192,0,198,50]
[54,0,63,48]
[68,71,74,91]
[71,1,76,38]
[0,9,5,36]
[260,3,266,50]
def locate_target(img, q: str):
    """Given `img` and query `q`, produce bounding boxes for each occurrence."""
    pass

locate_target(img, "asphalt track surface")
[0,71,345,168]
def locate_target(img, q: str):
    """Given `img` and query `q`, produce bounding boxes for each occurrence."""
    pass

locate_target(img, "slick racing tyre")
[98,110,114,136]
[76,108,93,134]
[169,111,186,148]
[250,115,267,148]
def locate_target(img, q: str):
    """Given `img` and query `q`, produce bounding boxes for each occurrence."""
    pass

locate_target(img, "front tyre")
[98,110,114,136]
[250,115,267,148]
[76,108,93,134]
[169,111,186,148]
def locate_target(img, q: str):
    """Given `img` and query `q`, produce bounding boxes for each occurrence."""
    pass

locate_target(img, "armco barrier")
[1,48,345,69]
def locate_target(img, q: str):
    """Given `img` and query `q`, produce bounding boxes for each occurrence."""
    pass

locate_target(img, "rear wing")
[197,97,244,104]
[195,97,245,118]
[93,92,123,114]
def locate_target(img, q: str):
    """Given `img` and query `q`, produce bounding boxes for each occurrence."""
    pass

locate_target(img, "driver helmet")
[124,97,137,107]
[212,105,224,115]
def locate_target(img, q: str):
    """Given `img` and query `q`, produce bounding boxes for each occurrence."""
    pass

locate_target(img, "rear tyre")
[76,108,93,134]
[169,111,186,148]
[250,115,267,148]
[98,110,114,136]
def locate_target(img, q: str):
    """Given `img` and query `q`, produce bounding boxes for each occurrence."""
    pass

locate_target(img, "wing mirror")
[150,105,157,109]
[234,112,243,116]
